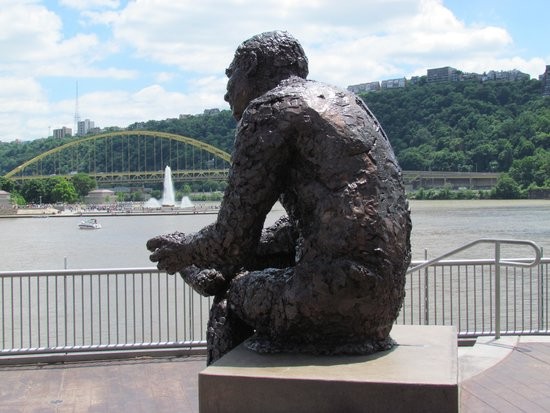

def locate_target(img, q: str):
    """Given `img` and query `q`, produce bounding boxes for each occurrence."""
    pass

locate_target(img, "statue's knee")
[228,268,290,327]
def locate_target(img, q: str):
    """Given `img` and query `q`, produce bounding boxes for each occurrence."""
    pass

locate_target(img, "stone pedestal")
[199,325,458,413]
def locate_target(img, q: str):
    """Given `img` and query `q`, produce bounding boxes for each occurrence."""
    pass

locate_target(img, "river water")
[0,199,548,272]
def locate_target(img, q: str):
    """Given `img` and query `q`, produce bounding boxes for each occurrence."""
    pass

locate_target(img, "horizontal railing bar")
[0,347,207,366]
[407,238,542,274]
[2,256,547,278]
[0,340,207,356]
[410,257,549,267]
[0,268,166,278]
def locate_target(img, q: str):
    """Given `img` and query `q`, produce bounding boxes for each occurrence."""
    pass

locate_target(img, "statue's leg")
[228,258,404,355]
[227,268,293,352]
[206,295,254,365]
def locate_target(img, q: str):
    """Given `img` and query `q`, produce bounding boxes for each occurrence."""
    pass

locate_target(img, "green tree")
[71,173,97,198]
[44,176,67,203]
[20,179,47,204]
[509,150,550,188]
[51,179,79,203]
[0,176,16,192]
[397,147,430,170]
[492,174,522,199]
[9,191,26,206]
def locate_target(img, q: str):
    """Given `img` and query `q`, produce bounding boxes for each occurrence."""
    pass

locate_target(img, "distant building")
[460,72,483,82]
[77,119,95,136]
[347,64,544,93]
[53,126,72,138]
[203,108,220,115]
[541,65,550,97]
[427,66,459,83]
[381,78,406,89]
[84,189,115,204]
[347,82,381,94]
[482,69,530,82]
[0,190,11,208]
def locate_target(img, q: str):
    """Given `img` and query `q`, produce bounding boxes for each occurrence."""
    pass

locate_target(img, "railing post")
[538,247,544,331]
[424,249,429,325]
[495,241,501,339]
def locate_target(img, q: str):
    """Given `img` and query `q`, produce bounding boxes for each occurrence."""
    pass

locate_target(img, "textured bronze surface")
[147,31,411,365]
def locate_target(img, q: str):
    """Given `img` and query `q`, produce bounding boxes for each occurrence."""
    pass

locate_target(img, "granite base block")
[199,325,459,413]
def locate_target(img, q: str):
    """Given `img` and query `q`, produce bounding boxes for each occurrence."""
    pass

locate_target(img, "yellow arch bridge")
[4,131,499,190]
[5,131,232,186]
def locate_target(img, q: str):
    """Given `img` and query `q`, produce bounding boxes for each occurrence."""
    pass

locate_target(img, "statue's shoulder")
[247,77,352,115]
[250,77,310,107]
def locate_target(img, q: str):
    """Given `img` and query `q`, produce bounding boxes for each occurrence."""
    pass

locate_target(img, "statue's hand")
[147,231,191,274]
[180,265,228,297]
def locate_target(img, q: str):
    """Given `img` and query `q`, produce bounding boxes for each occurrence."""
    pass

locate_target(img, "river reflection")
[0,199,548,271]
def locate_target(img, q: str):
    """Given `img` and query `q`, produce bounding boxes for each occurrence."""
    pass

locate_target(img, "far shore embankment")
[0,202,222,219]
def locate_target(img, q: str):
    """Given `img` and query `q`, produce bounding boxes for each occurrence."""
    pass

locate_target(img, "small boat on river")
[78,218,102,230]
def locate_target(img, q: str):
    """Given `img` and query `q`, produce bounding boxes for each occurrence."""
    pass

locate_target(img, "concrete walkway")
[0,356,205,412]
[1,337,549,412]
[460,336,550,412]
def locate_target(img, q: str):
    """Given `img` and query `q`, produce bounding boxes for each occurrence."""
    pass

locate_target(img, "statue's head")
[224,31,309,120]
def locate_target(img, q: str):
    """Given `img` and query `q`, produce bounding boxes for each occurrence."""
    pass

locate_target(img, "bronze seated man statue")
[147,31,411,365]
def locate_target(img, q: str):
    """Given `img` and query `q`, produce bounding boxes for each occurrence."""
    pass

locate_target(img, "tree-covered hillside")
[1,78,549,193]
[361,79,549,188]
[126,109,236,154]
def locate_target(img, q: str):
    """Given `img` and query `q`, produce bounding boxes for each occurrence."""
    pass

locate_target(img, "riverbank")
[0,202,222,218]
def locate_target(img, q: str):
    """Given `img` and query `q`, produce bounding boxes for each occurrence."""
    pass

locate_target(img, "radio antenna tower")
[74,81,81,136]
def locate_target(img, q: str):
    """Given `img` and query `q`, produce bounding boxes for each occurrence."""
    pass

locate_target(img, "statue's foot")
[243,334,396,356]
[180,266,228,297]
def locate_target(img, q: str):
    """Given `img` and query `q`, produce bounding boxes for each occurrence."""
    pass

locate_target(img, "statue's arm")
[148,103,290,277]
[246,215,298,270]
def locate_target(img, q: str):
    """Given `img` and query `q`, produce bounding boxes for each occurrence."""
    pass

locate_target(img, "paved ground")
[0,356,205,413]
[1,337,550,412]
[460,337,550,412]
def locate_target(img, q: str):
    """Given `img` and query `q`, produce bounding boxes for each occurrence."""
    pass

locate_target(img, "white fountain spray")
[161,165,176,207]
[180,196,194,209]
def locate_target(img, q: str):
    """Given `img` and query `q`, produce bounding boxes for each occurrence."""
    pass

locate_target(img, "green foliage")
[509,149,550,188]
[116,191,145,202]
[190,192,224,202]
[70,173,97,198]
[492,173,523,199]
[2,81,549,201]
[50,178,79,203]
[0,176,16,192]
[410,186,490,200]
[20,179,47,203]
[362,79,549,183]
[9,191,26,206]
[127,110,236,154]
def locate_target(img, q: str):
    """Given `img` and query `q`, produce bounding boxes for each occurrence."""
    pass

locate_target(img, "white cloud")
[79,83,228,130]
[0,1,129,79]
[93,0,538,87]
[59,0,120,11]
[0,0,547,141]
[154,72,176,83]
[0,76,50,141]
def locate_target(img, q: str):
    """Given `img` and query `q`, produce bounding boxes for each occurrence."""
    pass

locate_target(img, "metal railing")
[0,268,211,363]
[399,239,546,338]
[0,239,547,363]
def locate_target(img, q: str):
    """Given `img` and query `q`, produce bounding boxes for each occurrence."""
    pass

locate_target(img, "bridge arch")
[5,131,232,182]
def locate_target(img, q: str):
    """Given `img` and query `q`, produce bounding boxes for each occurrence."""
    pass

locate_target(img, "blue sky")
[0,0,548,142]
